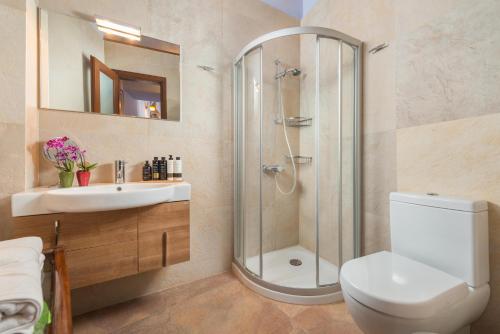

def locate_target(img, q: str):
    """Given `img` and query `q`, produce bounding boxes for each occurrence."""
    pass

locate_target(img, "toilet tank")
[390,192,489,287]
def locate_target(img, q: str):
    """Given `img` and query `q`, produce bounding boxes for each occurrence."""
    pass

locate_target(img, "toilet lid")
[340,251,469,319]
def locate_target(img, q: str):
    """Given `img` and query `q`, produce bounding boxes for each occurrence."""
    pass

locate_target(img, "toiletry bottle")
[142,161,152,181]
[152,157,160,180]
[167,155,174,180]
[160,157,167,180]
[174,157,183,181]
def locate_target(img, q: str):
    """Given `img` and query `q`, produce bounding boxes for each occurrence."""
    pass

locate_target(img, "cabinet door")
[11,214,62,250]
[138,201,190,272]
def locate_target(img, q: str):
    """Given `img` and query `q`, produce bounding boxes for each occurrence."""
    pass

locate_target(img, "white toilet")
[340,193,490,334]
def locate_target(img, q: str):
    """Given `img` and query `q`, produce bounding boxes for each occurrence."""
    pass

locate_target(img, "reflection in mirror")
[39,8,181,121]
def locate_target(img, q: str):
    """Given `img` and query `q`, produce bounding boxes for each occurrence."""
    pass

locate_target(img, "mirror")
[39,8,181,121]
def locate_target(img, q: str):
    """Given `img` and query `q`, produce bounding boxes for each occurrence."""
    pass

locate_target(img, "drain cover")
[289,259,302,266]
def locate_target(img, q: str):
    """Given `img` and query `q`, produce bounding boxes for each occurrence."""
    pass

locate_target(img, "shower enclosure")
[233,27,362,304]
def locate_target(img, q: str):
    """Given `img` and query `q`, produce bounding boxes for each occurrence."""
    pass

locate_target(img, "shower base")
[246,245,339,288]
[233,245,343,304]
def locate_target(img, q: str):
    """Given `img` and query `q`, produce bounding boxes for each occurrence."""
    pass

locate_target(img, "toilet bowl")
[341,193,490,334]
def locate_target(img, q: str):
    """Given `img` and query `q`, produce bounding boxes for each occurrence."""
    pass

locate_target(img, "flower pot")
[58,171,74,188]
[77,171,91,187]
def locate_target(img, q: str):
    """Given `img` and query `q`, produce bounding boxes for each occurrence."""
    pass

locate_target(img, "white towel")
[0,275,42,334]
[0,237,44,334]
[0,247,44,272]
[0,237,42,253]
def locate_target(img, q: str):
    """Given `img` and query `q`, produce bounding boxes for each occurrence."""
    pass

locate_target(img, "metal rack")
[285,116,312,127]
[275,116,313,127]
[285,155,313,164]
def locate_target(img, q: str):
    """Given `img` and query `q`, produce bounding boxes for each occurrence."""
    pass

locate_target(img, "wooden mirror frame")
[90,56,120,114]
[114,70,167,119]
[91,34,179,118]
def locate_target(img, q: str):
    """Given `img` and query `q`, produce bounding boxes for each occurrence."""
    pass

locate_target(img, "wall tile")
[396,0,500,128]
[0,4,25,125]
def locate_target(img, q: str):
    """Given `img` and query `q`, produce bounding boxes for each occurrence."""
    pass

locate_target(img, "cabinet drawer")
[66,241,138,288]
[138,201,189,230]
[59,210,138,250]
[11,214,62,250]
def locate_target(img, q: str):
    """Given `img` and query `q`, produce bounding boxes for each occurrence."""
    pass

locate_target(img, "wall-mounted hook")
[198,65,215,72]
[368,43,389,54]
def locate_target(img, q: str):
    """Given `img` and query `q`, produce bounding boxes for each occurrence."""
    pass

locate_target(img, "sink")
[11,182,191,216]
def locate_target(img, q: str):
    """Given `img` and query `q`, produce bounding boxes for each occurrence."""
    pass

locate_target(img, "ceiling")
[261,0,318,20]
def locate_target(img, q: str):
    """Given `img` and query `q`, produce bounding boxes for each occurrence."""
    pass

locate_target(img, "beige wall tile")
[0,122,26,238]
[0,2,27,240]
[0,3,25,125]
[396,0,500,128]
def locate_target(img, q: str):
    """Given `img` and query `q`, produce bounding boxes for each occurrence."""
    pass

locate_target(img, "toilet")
[340,193,490,334]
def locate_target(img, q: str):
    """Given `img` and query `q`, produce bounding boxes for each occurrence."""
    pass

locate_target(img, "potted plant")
[42,136,79,188]
[76,149,97,187]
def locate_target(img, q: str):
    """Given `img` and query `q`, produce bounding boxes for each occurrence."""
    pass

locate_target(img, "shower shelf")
[285,155,313,164]
[275,117,312,127]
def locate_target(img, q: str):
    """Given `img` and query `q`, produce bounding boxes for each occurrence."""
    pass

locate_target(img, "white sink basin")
[11,182,191,216]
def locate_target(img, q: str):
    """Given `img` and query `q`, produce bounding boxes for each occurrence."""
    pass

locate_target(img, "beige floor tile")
[74,273,361,334]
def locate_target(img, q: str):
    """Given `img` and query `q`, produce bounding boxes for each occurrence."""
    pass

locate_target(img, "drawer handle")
[54,220,60,246]
[162,231,167,267]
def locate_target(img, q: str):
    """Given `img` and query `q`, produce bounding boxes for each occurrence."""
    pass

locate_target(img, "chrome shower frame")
[233,26,362,304]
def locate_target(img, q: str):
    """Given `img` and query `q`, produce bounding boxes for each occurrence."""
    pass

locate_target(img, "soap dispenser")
[174,157,183,181]
[152,157,160,180]
[160,157,167,180]
[167,155,174,181]
[142,161,152,181]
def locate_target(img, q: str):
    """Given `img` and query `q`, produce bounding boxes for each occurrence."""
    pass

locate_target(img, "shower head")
[290,68,301,76]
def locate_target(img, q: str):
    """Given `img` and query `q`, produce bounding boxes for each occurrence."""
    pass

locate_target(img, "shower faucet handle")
[263,164,285,174]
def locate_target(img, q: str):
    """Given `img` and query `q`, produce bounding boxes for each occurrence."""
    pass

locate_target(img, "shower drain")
[289,259,302,266]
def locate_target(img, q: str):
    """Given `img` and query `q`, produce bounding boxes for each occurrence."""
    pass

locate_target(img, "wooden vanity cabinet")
[11,201,190,289]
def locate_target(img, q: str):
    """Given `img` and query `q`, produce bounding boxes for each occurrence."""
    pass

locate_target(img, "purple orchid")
[43,137,80,172]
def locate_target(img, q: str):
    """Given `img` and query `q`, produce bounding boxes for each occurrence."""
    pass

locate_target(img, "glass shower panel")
[242,47,262,277]
[234,59,244,266]
[341,45,356,264]
[317,37,341,286]
[260,35,304,287]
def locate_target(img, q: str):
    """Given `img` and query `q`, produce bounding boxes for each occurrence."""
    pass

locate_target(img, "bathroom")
[0,0,498,333]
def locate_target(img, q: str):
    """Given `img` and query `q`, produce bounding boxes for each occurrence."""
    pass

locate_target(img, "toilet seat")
[340,251,469,319]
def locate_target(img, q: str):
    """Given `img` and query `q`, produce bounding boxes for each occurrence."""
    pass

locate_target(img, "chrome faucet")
[114,160,126,184]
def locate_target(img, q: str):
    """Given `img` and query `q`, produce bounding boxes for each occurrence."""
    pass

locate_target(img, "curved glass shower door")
[234,27,361,301]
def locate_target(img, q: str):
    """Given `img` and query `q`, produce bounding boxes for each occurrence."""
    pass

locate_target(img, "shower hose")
[275,75,297,195]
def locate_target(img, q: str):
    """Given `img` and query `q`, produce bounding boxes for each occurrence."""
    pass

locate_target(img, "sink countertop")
[11,182,191,217]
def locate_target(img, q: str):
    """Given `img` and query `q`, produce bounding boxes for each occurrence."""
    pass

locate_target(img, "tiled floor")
[73,272,362,334]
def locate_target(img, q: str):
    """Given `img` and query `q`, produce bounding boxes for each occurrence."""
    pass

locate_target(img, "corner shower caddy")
[277,116,313,127]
